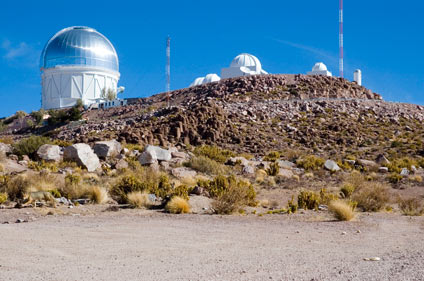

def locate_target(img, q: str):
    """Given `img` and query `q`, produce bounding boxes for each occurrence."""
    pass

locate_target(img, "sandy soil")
[0,207,423,281]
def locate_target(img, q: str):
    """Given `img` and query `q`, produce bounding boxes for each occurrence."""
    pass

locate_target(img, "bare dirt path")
[0,208,423,281]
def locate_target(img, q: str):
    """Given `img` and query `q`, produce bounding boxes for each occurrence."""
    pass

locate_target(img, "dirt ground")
[0,206,423,281]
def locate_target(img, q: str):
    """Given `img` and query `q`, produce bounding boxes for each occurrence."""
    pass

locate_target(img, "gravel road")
[0,208,423,281]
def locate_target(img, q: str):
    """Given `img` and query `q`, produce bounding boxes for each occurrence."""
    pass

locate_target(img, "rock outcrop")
[63,143,100,172]
[37,144,61,162]
[93,140,122,159]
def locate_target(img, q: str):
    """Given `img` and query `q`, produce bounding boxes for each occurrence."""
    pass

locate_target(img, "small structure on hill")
[307,62,332,77]
[221,53,268,79]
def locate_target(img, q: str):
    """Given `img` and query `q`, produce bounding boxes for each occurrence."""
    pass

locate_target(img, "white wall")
[41,66,120,110]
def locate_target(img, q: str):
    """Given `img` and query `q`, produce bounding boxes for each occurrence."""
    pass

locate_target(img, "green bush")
[0,175,29,201]
[0,192,8,204]
[286,195,298,214]
[398,197,424,216]
[352,182,390,212]
[266,162,280,176]
[13,136,52,158]
[340,183,355,198]
[263,151,281,162]
[298,190,321,210]
[296,155,325,171]
[185,156,224,175]
[110,175,146,203]
[47,104,82,126]
[386,157,418,173]
[387,172,403,184]
[193,145,235,163]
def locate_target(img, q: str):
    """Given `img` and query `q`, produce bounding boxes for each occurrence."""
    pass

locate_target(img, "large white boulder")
[64,143,100,172]
[93,140,122,159]
[324,160,341,172]
[0,143,12,154]
[138,145,171,165]
[37,144,61,162]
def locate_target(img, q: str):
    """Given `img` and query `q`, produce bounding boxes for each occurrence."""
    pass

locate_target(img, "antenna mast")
[339,0,344,78]
[166,36,171,107]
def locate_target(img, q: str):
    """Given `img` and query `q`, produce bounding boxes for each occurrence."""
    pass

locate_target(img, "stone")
[172,167,197,179]
[324,160,341,172]
[411,165,417,173]
[171,151,188,159]
[63,143,101,172]
[376,154,390,165]
[278,168,294,178]
[22,155,30,162]
[0,143,12,154]
[346,160,356,165]
[93,140,122,159]
[160,161,170,170]
[277,160,295,170]
[138,145,171,165]
[37,144,61,162]
[8,154,19,161]
[400,168,409,176]
[189,195,213,214]
[357,159,377,167]
[115,159,128,170]
[227,157,250,167]
[378,167,389,173]
[242,165,255,175]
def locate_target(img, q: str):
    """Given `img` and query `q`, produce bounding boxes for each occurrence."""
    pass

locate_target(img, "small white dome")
[203,73,221,84]
[230,53,262,70]
[312,62,328,72]
[190,77,205,87]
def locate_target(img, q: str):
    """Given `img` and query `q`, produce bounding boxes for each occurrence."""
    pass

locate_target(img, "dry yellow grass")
[328,200,355,221]
[127,191,150,208]
[165,196,190,214]
[255,169,267,183]
[88,186,109,204]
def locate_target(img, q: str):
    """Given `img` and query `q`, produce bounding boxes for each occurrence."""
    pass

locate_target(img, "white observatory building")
[221,53,268,79]
[307,62,332,77]
[40,26,121,109]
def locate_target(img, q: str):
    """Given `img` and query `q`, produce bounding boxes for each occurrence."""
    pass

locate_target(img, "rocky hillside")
[3,74,424,160]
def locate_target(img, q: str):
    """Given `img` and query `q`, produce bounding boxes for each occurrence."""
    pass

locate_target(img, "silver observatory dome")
[40,26,119,72]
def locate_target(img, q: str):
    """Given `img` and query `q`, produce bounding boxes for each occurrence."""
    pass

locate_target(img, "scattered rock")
[278,168,294,178]
[324,160,341,172]
[64,143,101,172]
[364,257,381,261]
[376,154,390,165]
[171,167,197,179]
[227,157,250,167]
[378,167,389,173]
[115,159,129,170]
[357,159,377,167]
[277,160,296,170]
[0,143,12,154]
[171,151,188,159]
[138,145,171,165]
[189,195,213,214]
[37,144,61,162]
[346,160,356,165]
[93,140,122,159]
[242,165,255,175]
[400,168,409,176]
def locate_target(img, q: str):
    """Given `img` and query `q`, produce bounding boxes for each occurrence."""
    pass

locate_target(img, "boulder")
[400,168,409,176]
[378,167,389,173]
[277,160,296,170]
[227,157,250,167]
[93,140,122,159]
[171,151,189,159]
[278,168,294,178]
[37,144,61,162]
[357,159,377,167]
[0,143,12,154]
[172,167,197,179]
[242,165,255,175]
[324,160,341,172]
[376,154,390,165]
[189,195,213,214]
[138,145,171,165]
[115,159,128,170]
[63,143,101,172]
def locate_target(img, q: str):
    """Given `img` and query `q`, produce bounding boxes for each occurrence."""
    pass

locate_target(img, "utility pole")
[339,0,344,78]
[166,36,171,107]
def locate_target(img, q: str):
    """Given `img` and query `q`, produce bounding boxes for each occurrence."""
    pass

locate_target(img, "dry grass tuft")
[185,156,224,175]
[398,197,424,216]
[352,182,390,212]
[88,186,109,204]
[127,191,150,208]
[165,196,190,214]
[329,200,355,221]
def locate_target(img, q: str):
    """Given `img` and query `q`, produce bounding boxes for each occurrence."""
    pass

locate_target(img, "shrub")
[170,184,190,200]
[296,155,325,171]
[48,189,62,198]
[387,173,403,184]
[110,175,145,203]
[88,186,109,204]
[398,197,424,216]
[286,195,298,214]
[165,196,190,214]
[1,175,29,201]
[0,192,7,204]
[340,183,355,198]
[13,136,52,158]
[298,190,321,210]
[329,200,355,221]
[193,145,235,163]
[352,182,390,212]
[266,162,280,176]
[28,161,58,172]
[344,170,366,190]
[127,191,151,208]
[410,175,423,183]
[386,157,418,173]
[185,156,224,175]
[47,104,82,126]
[263,151,280,162]
[30,110,46,126]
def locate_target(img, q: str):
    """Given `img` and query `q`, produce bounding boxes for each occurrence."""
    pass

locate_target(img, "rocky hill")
[3,74,424,160]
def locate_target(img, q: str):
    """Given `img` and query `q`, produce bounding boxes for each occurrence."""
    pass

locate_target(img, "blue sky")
[0,0,423,117]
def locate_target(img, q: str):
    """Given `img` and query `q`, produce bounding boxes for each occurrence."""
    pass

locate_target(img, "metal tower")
[339,0,344,78]
[166,36,171,106]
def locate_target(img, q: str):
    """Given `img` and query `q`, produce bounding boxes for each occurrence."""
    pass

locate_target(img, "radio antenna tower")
[339,0,344,78]
[166,36,171,107]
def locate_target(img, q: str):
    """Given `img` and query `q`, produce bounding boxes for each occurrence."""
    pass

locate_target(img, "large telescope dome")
[40,26,119,72]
